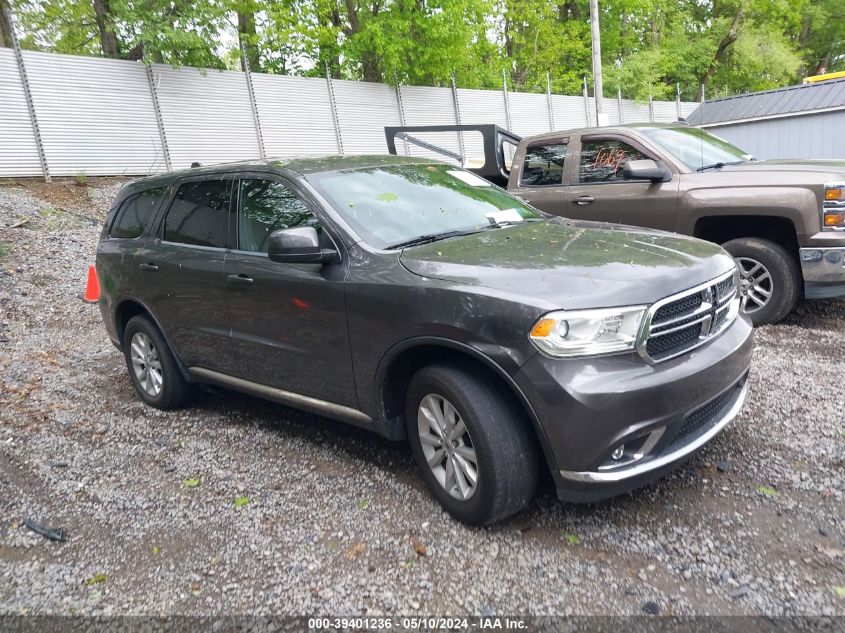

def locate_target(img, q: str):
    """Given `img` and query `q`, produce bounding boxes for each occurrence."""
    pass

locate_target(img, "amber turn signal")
[824,187,844,201]
[530,318,556,338]
[824,210,845,227]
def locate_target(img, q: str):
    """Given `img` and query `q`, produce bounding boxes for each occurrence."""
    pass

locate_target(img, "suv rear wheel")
[722,237,801,326]
[405,363,538,525]
[123,315,191,409]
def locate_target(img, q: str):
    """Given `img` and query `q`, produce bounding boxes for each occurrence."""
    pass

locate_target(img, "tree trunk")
[701,9,743,88]
[238,11,260,72]
[92,0,119,58]
[343,0,381,82]
[796,15,811,78]
[0,0,14,48]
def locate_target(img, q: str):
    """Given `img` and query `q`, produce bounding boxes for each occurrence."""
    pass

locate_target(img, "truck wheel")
[405,363,538,525]
[123,315,192,409]
[722,237,801,326]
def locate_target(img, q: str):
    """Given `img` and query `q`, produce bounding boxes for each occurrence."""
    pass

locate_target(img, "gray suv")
[95,155,753,525]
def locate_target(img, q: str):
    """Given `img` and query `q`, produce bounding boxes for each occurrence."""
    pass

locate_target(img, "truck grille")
[639,270,739,363]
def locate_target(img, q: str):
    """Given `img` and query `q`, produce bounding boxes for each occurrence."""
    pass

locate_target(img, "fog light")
[611,445,624,461]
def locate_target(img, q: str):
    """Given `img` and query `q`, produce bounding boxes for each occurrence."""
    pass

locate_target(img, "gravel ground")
[0,178,843,617]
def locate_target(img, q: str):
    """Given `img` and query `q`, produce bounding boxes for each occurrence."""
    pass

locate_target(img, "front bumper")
[800,244,845,299]
[514,315,753,502]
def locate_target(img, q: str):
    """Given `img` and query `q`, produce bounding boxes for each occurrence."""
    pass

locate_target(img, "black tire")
[722,237,801,326]
[123,315,191,409]
[405,363,539,525]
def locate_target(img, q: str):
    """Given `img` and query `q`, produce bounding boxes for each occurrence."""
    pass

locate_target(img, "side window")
[579,138,649,184]
[110,187,168,238]
[237,179,320,253]
[520,143,566,186]
[163,180,230,248]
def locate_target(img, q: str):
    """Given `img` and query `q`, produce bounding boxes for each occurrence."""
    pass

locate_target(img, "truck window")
[579,139,649,184]
[237,179,321,253]
[520,144,566,186]
[110,187,168,239]
[163,180,230,248]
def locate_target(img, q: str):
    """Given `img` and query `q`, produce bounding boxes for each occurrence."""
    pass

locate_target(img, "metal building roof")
[686,78,845,125]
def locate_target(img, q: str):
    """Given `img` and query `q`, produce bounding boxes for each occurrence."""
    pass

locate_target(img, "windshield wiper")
[697,160,746,172]
[386,229,481,250]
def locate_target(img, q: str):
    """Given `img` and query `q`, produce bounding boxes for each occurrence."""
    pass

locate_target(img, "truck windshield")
[642,127,752,171]
[307,163,543,249]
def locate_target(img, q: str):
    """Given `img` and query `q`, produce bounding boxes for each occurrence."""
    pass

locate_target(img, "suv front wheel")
[123,315,192,409]
[405,363,538,525]
[722,237,801,326]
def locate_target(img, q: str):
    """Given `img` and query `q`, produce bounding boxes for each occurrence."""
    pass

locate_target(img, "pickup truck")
[385,123,845,325]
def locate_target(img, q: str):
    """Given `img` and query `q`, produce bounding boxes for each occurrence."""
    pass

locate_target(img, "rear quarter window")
[110,187,169,239]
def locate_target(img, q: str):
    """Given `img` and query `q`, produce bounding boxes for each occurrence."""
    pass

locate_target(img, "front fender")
[678,186,817,238]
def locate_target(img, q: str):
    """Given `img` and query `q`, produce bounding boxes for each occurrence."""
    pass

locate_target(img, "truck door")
[565,133,679,231]
[507,138,570,214]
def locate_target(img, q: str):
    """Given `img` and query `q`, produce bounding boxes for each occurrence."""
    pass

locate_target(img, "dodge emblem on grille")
[700,287,716,337]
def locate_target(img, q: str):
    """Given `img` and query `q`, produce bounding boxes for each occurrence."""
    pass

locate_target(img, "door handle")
[227,274,254,286]
[573,196,595,205]
[139,262,158,272]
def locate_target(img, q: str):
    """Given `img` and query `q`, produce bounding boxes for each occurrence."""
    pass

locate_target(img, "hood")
[399,218,735,310]
[718,159,845,176]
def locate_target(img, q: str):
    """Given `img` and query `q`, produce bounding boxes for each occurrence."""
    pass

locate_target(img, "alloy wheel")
[130,332,163,397]
[735,256,774,315]
[417,394,478,500]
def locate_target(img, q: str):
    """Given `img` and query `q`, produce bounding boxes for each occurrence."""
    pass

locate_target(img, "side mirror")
[267,227,338,264]
[621,159,672,183]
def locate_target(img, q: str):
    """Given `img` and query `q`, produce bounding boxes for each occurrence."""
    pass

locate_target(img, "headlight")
[529,306,647,358]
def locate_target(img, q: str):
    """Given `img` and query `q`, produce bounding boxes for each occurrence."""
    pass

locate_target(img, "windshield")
[642,127,752,171]
[306,163,543,249]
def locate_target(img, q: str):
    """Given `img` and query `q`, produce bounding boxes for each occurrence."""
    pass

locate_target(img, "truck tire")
[722,237,801,326]
[123,315,192,409]
[405,363,539,525]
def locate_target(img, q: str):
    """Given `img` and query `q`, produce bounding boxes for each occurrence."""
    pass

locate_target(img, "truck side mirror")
[622,159,672,183]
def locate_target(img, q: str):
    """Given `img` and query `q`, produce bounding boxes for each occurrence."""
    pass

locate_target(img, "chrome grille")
[638,270,739,363]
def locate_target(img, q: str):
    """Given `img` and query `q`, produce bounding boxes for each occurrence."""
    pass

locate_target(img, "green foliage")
[756,485,780,498]
[84,573,107,586]
[8,0,845,98]
[182,477,201,489]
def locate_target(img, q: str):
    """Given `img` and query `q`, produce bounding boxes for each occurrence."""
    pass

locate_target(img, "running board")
[188,367,373,425]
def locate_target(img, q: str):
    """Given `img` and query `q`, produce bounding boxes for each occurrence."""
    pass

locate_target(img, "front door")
[136,176,237,374]
[224,175,357,408]
[565,134,679,232]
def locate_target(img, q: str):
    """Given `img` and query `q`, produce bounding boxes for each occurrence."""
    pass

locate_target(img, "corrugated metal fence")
[0,49,700,178]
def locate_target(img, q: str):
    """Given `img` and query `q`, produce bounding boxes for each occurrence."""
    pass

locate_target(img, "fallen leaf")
[834,586,845,598]
[756,485,779,498]
[183,477,201,489]
[376,192,398,202]
[563,533,579,545]
[84,573,107,586]
[234,495,250,508]
[190,581,202,596]
[410,535,427,557]
[346,541,366,560]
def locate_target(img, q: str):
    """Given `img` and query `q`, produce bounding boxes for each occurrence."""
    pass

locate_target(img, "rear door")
[565,133,679,231]
[224,174,357,408]
[508,139,570,214]
[97,185,170,312]
[135,175,237,374]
